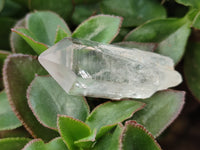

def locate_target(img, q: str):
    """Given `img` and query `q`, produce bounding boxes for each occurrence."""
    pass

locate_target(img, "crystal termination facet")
[39,38,182,100]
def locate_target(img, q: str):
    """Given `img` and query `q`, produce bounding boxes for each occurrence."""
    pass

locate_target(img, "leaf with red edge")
[11,28,48,55]
[57,115,92,150]
[85,100,145,139]
[121,121,162,150]
[11,11,72,55]
[72,15,123,43]
[131,90,185,137]
[3,54,58,141]
[27,76,89,130]
[26,11,71,46]
[22,137,68,150]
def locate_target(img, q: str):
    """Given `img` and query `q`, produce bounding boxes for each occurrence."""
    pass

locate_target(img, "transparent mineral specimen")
[38,38,182,99]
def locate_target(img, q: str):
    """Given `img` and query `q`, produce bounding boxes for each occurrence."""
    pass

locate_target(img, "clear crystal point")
[38,38,182,100]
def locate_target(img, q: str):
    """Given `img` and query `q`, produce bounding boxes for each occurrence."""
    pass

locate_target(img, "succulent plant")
[0,0,200,150]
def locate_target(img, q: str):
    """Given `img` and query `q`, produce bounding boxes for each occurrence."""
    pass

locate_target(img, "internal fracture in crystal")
[38,38,182,99]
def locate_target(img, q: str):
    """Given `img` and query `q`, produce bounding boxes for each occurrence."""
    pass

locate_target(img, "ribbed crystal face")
[38,38,182,99]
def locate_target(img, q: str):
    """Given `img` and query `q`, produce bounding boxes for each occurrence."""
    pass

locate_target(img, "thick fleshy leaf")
[131,90,185,137]
[58,115,92,150]
[26,11,71,46]
[92,124,123,150]
[72,15,122,43]
[184,42,200,102]
[11,28,48,55]
[0,0,5,12]
[22,138,68,150]
[125,18,191,64]
[10,18,36,55]
[0,91,21,131]
[121,121,161,150]
[85,100,145,138]
[0,138,30,150]
[0,17,15,50]
[27,76,89,129]
[115,42,157,52]
[28,0,73,20]
[54,26,69,44]
[3,54,58,141]
[101,0,166,27]
[175,0,200,9]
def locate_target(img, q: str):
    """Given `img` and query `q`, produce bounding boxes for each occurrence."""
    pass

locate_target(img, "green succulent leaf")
[115,42,157,52]
[0,0,5,12]
[54,26,69,44]
[184,42,200,102]
[92,124,123,150]
[101,0,166,27]
[28,0,73,20]
[11,28,48,55]
[125,18,191,64]
[0,17,15,50]
[3,54,58,141]
[22,137,68,150]
[0,91,21,131]
[175,0,200,9]
[121,121,162,150]
[131,90,185,137]
[85,100,145,138]
[10,18,36,55]
[27,76,89,129]
[58,115,92,150]
[72,15,122,43]
[26,11,71,46]
[0,137,30,150]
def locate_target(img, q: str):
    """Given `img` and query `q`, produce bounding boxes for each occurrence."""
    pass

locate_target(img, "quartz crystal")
[38,38,182,99]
